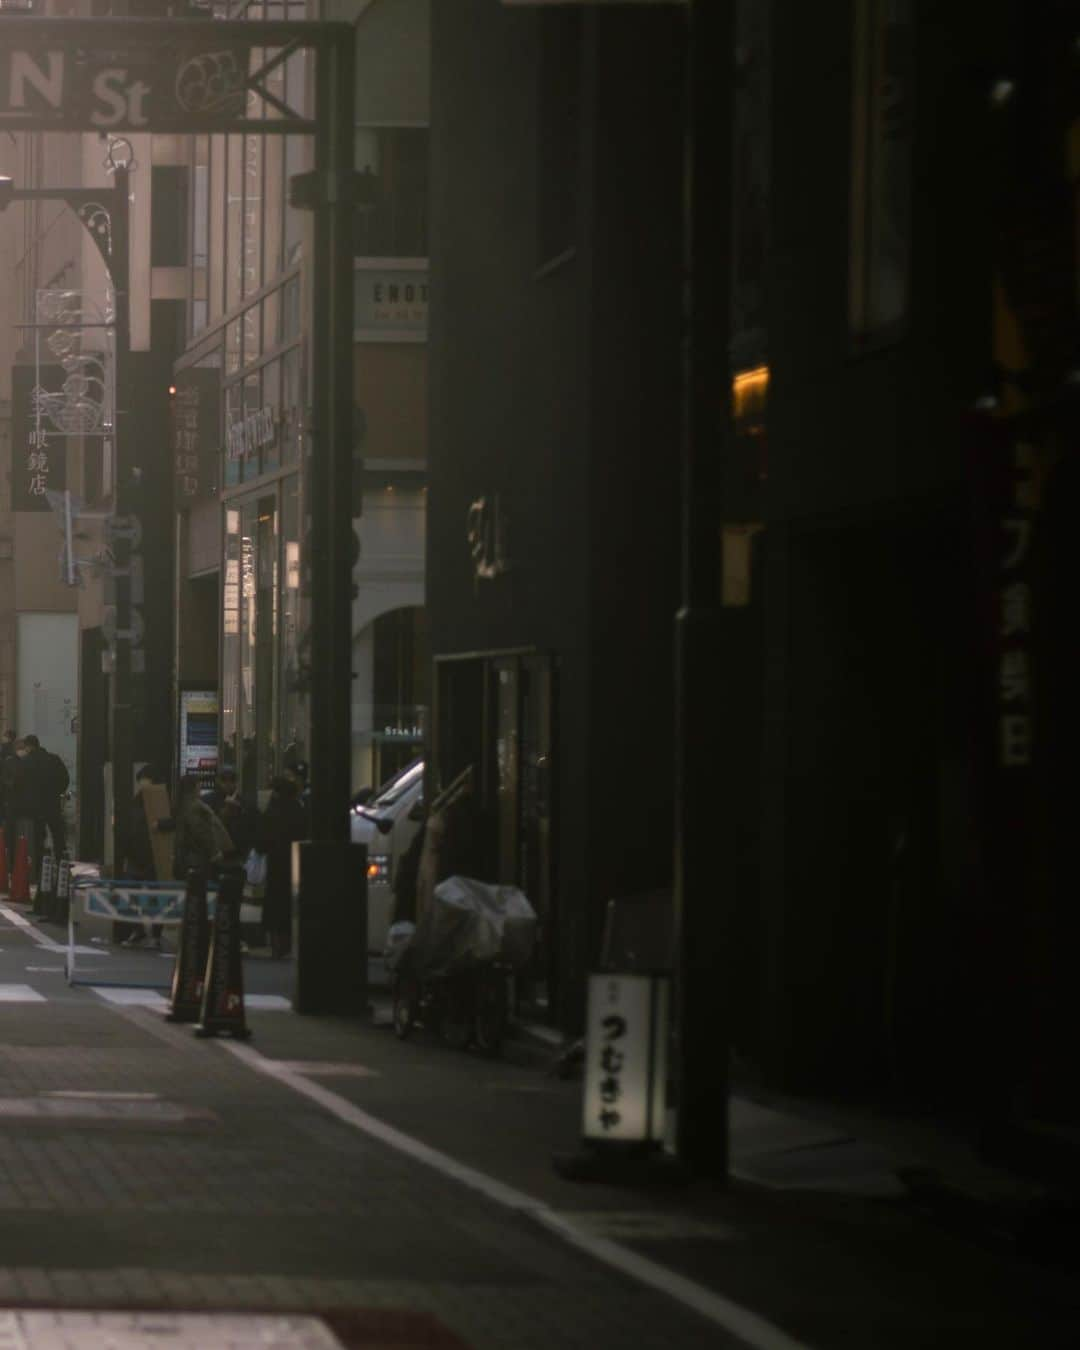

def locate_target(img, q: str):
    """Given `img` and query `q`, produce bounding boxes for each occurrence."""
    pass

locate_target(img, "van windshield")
[368,759,423,812]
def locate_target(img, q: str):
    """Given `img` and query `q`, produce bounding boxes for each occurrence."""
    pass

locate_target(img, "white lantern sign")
[582,973,669,1144]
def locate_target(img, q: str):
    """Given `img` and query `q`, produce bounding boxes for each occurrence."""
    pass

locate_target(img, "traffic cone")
[166,869,212,1024]
[10,835,30,905]
[0,827,8,894]
[194,863,251,1040]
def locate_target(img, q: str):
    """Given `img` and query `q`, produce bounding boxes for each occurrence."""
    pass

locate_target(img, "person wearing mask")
[254,775,307,959]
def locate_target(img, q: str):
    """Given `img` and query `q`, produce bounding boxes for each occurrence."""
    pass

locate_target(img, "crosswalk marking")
[0,984,47,1002]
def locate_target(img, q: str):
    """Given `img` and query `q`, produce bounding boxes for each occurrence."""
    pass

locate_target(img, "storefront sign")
[10,363,66,511]
[582,973,668,1143]
[172,367,219,500]
[225,404,277,461]
[354,267,429,335]
[179,688,219,787]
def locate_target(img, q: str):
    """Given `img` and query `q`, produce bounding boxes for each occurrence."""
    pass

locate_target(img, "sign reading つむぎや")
[582,973,668,1143]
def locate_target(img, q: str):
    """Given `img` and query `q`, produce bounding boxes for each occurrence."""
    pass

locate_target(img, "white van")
[350,758,424,954]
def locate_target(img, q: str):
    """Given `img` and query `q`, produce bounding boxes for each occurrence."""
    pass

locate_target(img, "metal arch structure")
[1,16,359,865]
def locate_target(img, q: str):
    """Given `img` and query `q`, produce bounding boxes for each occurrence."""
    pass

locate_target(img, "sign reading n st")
[0,18,318,133]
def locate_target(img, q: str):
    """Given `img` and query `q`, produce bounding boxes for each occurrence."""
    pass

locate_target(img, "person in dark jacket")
[17,735,67,884]
[156,774,233,880]
[255,775,307,959]
[117,764,160,948]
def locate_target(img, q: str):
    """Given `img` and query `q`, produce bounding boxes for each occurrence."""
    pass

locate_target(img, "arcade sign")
[0,17,321,133]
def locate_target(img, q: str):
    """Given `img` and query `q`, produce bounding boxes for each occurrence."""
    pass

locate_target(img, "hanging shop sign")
[10,363,66,511]
[172,367,220,501]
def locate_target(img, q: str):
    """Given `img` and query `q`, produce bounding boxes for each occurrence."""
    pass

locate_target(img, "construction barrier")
[55,854,73,925]
[194,863,251,1040]
[67,878,199,988]
[165,870,212,1024]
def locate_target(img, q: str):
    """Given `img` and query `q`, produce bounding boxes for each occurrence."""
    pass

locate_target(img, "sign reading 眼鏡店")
[11,365,66,512]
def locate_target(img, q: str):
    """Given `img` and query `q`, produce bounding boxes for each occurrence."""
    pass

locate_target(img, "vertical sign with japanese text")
[172,367,220,501]
[11,364,67,511]
[582,973,668,1143]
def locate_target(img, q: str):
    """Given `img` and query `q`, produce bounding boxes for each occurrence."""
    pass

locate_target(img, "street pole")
[308,28,356,843]
[673,0,734,1177]
[107,165,133,874]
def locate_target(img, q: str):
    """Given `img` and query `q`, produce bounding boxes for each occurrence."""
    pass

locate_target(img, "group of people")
[123,761,309,958]
[0,729,69,883]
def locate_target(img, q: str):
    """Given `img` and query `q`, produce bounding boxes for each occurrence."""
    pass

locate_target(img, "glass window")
[225,318,242,375]
[262,358,281,472]
[224,382,243,488]
[282,274,301,339]
[226,135,244,313]
[244,132,264,297]
[263,286,281,350]
[243,301,261,365]
[243,370,262,481]
[281,344,301,466]
[222,506,242,774]
[284,134,306,266]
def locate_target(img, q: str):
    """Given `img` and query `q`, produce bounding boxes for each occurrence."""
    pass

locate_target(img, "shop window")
[353,128,429,259]
[151,166,188,267]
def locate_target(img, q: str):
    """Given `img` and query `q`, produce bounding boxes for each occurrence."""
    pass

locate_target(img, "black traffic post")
[0,168,134,872]
[673,1,734,1177]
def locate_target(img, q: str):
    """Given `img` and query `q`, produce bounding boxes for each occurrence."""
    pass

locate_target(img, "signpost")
[1,17,360,881]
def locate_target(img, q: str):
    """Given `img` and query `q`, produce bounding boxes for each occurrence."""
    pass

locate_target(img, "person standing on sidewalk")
[154,774,234,884]
[117,763,163,948]
[17,735,68,884]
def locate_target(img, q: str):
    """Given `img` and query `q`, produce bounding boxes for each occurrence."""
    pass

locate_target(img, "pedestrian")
[213,767,259,861]
[16,734,69,884]
[148,775,234,951]
[117,763,162,948]
[254,775,307,959]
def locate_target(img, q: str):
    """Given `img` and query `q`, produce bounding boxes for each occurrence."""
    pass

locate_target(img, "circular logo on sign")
[176,50,247,117]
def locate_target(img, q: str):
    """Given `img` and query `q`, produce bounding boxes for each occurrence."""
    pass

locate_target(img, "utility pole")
[673,0,734,1177]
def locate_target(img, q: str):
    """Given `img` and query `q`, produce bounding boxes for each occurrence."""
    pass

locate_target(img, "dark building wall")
[752,1,1015,1096]
[428,2,685,1027]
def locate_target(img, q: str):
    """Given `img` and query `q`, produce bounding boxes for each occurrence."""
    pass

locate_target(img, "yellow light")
[366,862,381,879]
[732,365,769,421]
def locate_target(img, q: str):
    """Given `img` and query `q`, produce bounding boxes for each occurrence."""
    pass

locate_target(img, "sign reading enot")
[11,364,66,511]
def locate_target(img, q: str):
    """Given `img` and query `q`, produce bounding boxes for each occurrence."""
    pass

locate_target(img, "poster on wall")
[178,689,219,791]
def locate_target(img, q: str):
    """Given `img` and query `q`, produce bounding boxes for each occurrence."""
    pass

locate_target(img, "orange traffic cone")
[10,835,30,904]
[0,827,8,894]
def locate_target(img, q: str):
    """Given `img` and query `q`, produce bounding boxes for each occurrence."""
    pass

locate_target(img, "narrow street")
[2,902,1078,1349]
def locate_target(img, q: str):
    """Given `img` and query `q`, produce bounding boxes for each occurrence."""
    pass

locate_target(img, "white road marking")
[26,965,65,973]
[221,1041,810,1350]
[0,901,109,956]
[88,987,170,1009]
[0,984,47,1002]
[273,1060,379,1078]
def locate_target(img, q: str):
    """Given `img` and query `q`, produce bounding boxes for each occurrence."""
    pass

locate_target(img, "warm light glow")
[732,365,769,421]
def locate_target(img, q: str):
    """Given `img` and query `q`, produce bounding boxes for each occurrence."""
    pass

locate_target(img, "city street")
[2,901,1078,1349]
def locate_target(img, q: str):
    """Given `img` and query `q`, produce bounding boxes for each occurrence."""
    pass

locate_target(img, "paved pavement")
[1,899,1078,1349]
